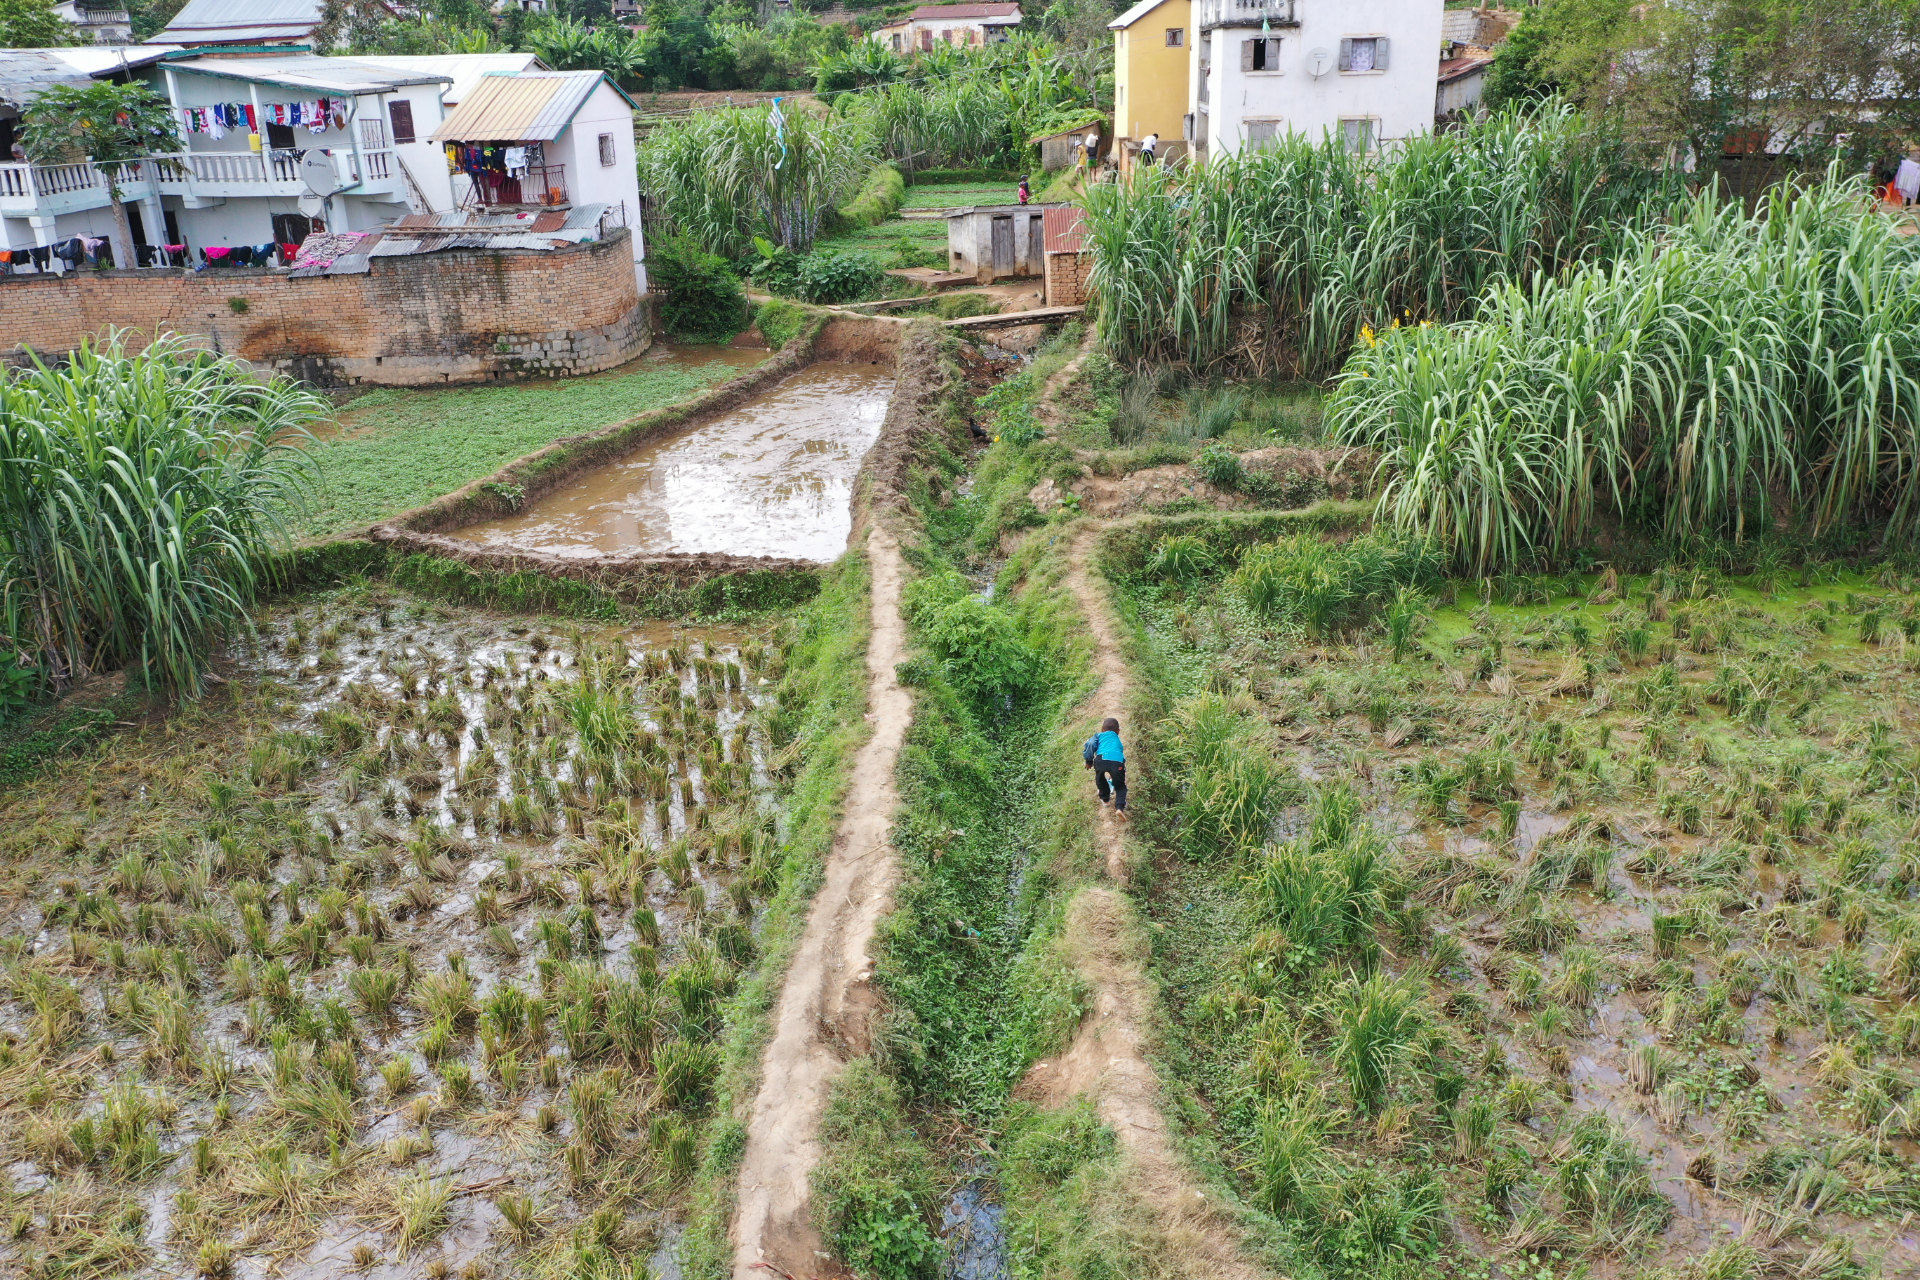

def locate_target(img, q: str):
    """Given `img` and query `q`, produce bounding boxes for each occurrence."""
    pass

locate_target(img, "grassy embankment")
[294,351,764,542]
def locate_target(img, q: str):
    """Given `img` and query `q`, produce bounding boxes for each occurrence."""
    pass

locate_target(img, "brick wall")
[0,228,648,387]
[1045,250,1091,307]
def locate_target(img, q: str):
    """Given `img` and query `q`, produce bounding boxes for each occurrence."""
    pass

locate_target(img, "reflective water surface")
[454,363,893,561]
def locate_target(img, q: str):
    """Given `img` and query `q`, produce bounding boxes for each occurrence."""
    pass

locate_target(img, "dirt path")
[1019,523,1268,1280]
[730,523,912,1280]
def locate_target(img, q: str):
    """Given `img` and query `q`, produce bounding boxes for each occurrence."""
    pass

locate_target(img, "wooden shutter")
[1266,38,1282,68]
[388,99,415,144]
[1241,39,1254,71]
[1338,37,1352,71]
[1374,37,1390,69]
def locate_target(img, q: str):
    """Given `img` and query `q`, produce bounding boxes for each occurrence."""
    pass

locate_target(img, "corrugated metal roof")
[0,51,93,108]
[39,46,183,74]
[348,53,545,104]
[152,0,322,44]
[162,55,451,93]
[1108,0,1173,28]
[429,71,606,143]
[1043,204,1086,254]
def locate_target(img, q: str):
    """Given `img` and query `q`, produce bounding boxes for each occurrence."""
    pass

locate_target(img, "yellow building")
[1109,0,1191,173]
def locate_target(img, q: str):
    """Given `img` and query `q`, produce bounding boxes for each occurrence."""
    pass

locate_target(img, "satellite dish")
[300,151,341,198]
[1305,47,1334,78]
[297,194,325,219]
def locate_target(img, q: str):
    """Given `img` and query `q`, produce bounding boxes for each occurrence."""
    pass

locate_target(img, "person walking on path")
[1084,717,1127,818]
[1018,174,1031,205]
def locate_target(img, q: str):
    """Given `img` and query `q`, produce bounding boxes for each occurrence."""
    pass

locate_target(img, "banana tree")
[19,80,181,270]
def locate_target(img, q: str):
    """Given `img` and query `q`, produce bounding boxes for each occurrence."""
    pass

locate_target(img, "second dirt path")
[1021,522,1269,1280]
[730,523,912,1279]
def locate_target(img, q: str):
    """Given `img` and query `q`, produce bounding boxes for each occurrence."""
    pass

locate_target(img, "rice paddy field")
[1121,542,1920,1277]
[0,585,795,1280]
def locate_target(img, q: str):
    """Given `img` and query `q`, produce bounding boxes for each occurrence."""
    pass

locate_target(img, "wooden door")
[991,215,1014,277]
[1027,214,1044,275]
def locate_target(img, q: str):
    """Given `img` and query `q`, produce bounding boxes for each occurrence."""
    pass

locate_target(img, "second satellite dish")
[300,151,341,198]
[1305,47,1334,77]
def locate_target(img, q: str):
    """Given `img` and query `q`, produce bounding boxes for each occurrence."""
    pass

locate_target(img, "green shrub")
[901,570,1036,709]
[796,250,884,304]
[933,292,1000,320]
[813,1059,942,1280]
[753,298,811,352]
[649,236,750,341]
[836,162,906,228]
[1195,439,1244,489]
[1234,531,1442,639]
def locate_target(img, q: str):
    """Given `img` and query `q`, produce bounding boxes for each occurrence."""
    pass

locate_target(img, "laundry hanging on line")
[180,97,344,137]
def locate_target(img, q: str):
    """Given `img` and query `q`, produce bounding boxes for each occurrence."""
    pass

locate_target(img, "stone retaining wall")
[0,229,647,387]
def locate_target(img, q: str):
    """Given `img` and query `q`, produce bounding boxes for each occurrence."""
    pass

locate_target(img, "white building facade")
[1186,0,1443,160]
[0,53,641,282]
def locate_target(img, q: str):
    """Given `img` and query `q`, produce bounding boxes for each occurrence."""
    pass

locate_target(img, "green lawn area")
[900,182,1019,210]
[293,348,764,541]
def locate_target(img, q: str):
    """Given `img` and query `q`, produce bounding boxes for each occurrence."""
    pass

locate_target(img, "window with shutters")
[1240,37,1281,72]
[387,99,415,145]
[1339,118,1376,154]
[1338,36,1389,73]
[599,132,616,166]
[1164,27,1182,46]
[1245,120,1280,151]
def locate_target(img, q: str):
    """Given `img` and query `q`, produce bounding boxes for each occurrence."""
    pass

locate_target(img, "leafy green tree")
[0,0,78,46]
[19,81,181,269]
[1483,0,1633,110]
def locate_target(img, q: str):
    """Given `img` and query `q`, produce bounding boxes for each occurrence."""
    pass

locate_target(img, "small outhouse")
[944,202,1058,283]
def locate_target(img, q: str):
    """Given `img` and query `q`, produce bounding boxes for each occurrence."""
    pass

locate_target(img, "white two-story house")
[1185,0,1442,159]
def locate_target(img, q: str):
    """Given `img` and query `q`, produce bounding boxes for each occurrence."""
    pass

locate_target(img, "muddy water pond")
[455,363,893,561]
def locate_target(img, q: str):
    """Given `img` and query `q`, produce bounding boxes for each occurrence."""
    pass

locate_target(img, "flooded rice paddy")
[455,363,894,562]
[0,588,793,1279]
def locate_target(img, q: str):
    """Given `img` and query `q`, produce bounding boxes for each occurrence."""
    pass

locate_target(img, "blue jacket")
[1093,730,1124,763]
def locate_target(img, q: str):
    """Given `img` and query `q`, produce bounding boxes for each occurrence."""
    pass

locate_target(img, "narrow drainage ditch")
[452,363,894,561]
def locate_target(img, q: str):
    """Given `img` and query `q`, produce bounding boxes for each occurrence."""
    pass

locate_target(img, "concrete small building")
[1109,0,1189,175]
[1436,54,1493,122]
[945,201,1053,283]
[870,2,1022,53]
[1032,121,1104,171]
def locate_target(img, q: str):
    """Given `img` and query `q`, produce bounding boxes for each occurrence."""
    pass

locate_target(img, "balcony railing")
[0,150,400,213]
[1197,0,1296,29]
[458,162,568,208]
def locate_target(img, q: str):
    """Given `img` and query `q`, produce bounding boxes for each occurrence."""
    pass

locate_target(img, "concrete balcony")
[0,149,404,218]
[1197,0,1296,30]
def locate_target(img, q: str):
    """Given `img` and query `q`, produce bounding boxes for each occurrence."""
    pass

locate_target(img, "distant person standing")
[1140,132,1159,166]
[1084,128,1100,168]
[1898,150,1920,206]
[1018,174,1031,205]
[1083,717,1127,817]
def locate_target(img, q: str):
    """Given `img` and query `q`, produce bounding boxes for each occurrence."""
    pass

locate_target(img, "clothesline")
[180,97,345,138]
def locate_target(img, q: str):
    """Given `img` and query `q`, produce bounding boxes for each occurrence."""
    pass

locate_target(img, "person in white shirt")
[1897,150,1920,206]
[1140,133,1158,165]
[1084,130,1099,168]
